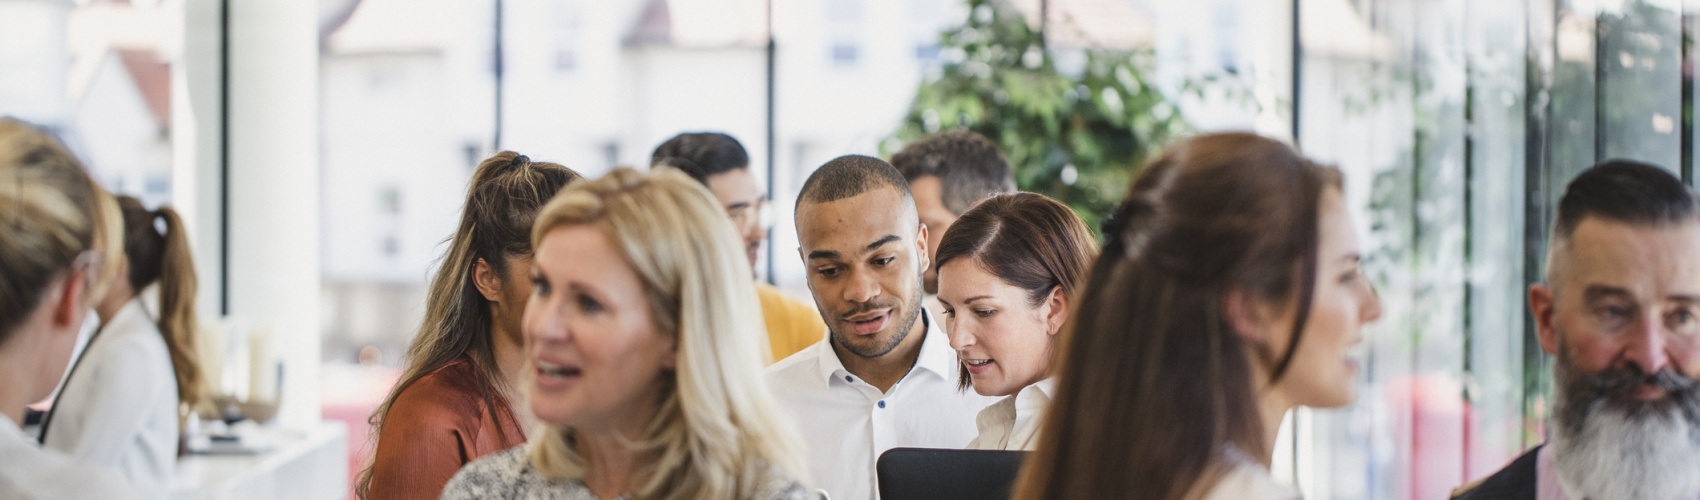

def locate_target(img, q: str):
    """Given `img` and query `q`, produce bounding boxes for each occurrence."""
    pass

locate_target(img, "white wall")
[0,0,72,124]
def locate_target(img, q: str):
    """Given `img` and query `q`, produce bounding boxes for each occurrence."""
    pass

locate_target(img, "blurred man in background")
[890,130,1015,315]
[653,132,824,363]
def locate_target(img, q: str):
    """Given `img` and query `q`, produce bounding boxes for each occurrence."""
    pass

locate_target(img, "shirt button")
[845,375,853,382]
[877,400,886,409]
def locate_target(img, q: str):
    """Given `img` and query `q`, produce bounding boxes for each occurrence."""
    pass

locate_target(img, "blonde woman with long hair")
[0,117,133,499]
[443,168,813,500]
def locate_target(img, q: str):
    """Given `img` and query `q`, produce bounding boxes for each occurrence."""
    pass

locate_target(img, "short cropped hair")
[651,132,750,184]
[1553,160,1699,242]
[796,154,912,210]
[890,130,1015,215]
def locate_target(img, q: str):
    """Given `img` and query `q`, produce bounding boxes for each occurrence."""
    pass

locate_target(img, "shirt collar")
[912,310,959,379]
[1016,378,1056,410]
[812,333,847,387]
[812,309,956,386]
[1033,378,1056,398]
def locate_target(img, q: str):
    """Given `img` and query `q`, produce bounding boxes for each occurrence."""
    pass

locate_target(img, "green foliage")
[885,0,1189,231]
[1549,0,1684,182]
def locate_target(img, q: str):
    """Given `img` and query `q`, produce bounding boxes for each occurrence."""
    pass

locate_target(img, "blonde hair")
[526,167,808,499]
[0,117,104,342]
[90,189,124,301]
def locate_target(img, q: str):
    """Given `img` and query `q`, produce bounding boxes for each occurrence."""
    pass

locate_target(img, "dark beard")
[830,279,926,359]
[1550,345,1700,500]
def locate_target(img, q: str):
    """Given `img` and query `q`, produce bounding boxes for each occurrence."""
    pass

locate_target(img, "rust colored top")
[365,357,526,500]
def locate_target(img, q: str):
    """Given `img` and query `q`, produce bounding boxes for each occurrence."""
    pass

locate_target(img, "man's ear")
[1223,288,1266,343]
[1043,286,1069,336]
[1530,284,1560,355]
[473,258,504,302]
[915,223,931,273]
[51,268,89,330]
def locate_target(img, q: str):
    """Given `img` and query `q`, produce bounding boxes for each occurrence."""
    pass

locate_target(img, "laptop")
[875,447,1030,500]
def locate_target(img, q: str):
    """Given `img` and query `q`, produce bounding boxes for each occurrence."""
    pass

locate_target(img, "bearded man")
[1454,160,1700,500]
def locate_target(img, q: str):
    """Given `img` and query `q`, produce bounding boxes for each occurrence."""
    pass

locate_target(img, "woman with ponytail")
[0,117,132,498]
[359,151,581,500]
[1012,133,1383,500]
[40,194,206,497]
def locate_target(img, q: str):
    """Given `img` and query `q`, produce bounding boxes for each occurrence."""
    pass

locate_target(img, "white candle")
[197,319,225,399]
[248,327,277,403]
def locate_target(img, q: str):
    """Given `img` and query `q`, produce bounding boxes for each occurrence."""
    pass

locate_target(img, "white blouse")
[0,415,132,499]
[965,379,1054,451]
[1201,447,1301,500]
[41,293,181,498]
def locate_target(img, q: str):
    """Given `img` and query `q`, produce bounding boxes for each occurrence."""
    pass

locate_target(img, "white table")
[173,422,348,500]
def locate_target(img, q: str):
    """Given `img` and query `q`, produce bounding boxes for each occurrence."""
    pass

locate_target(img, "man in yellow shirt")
[652,132,824,363]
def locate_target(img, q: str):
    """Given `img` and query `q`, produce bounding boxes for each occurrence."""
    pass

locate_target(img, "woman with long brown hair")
[40,194,205,497]
[934,192,1096,450]
[359,151,580,499]
[1013,133,1382,500]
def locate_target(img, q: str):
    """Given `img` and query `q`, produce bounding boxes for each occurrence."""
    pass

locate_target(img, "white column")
[175,0,223,325]
[177,0,321,428]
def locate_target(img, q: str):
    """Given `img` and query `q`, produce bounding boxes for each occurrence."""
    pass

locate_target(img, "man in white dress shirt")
[765,154,997,500]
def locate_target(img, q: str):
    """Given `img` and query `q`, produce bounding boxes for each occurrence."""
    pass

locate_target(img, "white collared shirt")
[966,378,1054,451]
[42,294,180,498]
[764,312,997,500]
[1,409,133,499]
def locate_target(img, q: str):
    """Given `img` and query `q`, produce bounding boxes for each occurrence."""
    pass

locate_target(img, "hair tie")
[510,154,531,168]
[1104,197,1160,262]
[1100,197,1147,239]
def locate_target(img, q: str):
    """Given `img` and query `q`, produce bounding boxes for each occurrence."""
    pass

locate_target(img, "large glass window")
[0,0,181,206]
[1294,0,1695,498]
[312,1,1700,497]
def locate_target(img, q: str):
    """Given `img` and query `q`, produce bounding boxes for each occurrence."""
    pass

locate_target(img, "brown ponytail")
[114,196,205,410]
[157,205,205,408]
[1012,133,1341,500]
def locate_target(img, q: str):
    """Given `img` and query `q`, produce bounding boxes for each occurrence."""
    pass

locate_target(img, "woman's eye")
[941,308,955,318]
[531,277,550,296]
[1338,269,1360,285]
[576,294,604,314]
[974,309,995,318]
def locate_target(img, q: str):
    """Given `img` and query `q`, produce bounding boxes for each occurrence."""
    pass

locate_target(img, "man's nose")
[1623,316,1671,375]
[843,267,880,304]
